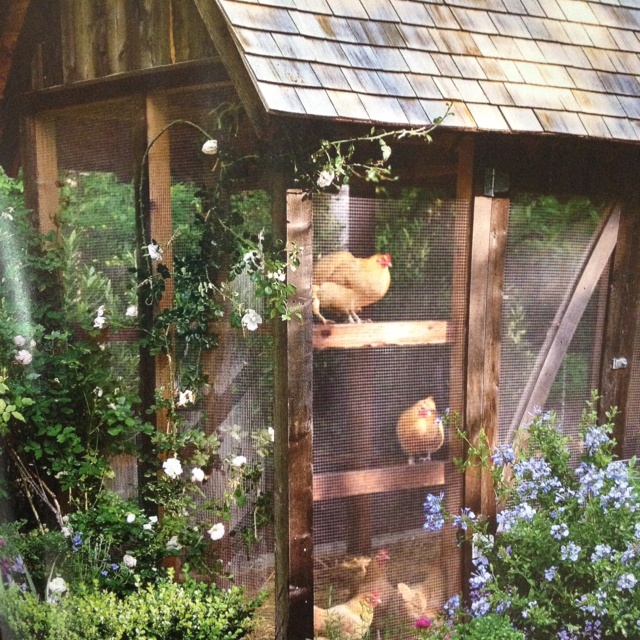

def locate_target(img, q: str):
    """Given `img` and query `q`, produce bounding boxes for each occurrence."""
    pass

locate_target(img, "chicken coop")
[2,1,640,639]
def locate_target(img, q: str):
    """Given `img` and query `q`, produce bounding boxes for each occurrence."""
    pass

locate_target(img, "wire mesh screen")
[625,319,640,460]
[498,197,606,449]
[52,90,275,616]
[163,89,275,598]
[312,192,467,638]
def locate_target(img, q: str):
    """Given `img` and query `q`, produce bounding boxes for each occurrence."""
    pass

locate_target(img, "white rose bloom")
[15,350,32,365]
[125,305,138,318]
[123,554,137,569]
[126,512,136,524]
[149,516,158,524]
[147,242,163,262]
[48,577,67,594]
[201,139,218,155]
[143,522,152,531]
[61,527,72,538]
[166,535,182,550]
[231,455,247,467]
[317,169,335,188]
[241,309,262,332]
[177,390,195,407]
[191,467,205,483]
[12,335,26,347]
[93,387,103,397]
[268,427,275,442]
[162,457,183,479]
[1,210,14,221]
[94,315,107,330]
[208,523,225,541]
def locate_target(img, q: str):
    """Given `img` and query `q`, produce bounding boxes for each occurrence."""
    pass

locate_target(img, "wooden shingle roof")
[214,0,640,142]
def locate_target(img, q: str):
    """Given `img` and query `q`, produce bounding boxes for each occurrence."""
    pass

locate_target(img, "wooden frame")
[274,187,314,640]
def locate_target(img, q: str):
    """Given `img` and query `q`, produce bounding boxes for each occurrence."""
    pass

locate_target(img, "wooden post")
[273,185,314,640]
[145,92,174,432]
[598,198,640,456]
[464,196,509,579]
[21,114,59,236]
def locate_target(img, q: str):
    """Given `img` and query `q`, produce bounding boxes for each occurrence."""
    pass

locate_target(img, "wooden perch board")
[313,462,445,501]
[313,320,450,350]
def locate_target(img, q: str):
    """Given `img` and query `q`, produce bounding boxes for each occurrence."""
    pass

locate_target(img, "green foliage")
[449,614,525,640]
[0,575,263,640]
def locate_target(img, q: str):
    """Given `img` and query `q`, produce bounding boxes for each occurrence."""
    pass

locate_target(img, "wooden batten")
[60,0,95,83]
[273,184,315,640]
[20,113,58,236]
[598,199,640,455]
[146,93,174,432]
[464,196,510,520]
[104,0,129,75]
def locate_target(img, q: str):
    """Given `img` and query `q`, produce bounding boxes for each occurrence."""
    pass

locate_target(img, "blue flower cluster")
[423,492,445,532]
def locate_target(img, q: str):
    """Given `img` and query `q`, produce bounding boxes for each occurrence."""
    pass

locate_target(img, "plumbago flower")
[421,394,640,640]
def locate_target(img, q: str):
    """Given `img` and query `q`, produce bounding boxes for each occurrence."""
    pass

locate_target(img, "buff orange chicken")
[312,251,392,323]
[314,590,381,640]
[396,397,443,464]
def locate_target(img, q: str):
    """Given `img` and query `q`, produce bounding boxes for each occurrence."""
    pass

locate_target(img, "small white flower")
[123,554,137,569]
[126,512,136,524]
[177,390,195,407]
[12,335,25,347]
[61,527,72,538]
[149,516,158,524]
[268,270,286,282]
[317,169,335,188]
[208,523,225,541]
[47,577,67,594]
[243,250,262,272]
[231,455,247,467]
[29,339,36,349]
[241,309,262,331]
[125,305,138,318]
[1,209,14,221]
[191,467,205,483]
[166,535,182,550]
[143,522,152,531]
[147,242,163,262]
[15,350,32,365]
[268,427,275,442]
[93,387,103,397]
[162,457,183,479]
[201,139,218,155]
[94,315,107,329]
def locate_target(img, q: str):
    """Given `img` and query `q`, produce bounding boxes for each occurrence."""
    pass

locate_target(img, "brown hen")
[396,397,444,464]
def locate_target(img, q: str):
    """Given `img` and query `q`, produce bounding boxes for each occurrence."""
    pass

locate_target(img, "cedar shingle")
[326,90,370,119]
[376,71,416,96]
[272,33,318,60]
[608,28,640,54]
[224,2,298,31]
[236,28,282,56]
[561,21,594,46]
[431,53,463,77]
[257,81,305,113]
[500,105,543,130]
[342,68,387,93]
[359,94,410,123]
[390,1,434,26]
[406,74,443,99]
[572,90,626,117]
[423,4,460,30]
[295,87,338,116]
[357,20,406,47]
[401,50,440,76]
[557,1,600,25]
[466,103,510,129]
[310,63,352,90]
[397,97,429,124]
[480,81,514,104]
[440,101,477,128]
[566,67,606,91]
[452,55,487,80]
[433,76,464,101]
[521,0,546,18]
[506,83,565,109]
[419,99,455,124]
[490,13,532,39]
[451,8,499,34]
[618,95,640,119]
[602,115,640,140]
[535,109,588,135]
[452,78,489,103]
[325,0,368,19]
[397,24,435,50]
[359,0,400,21]
[578,113,612,138]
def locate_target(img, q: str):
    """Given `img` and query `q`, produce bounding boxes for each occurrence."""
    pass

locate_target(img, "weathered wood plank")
[312,320,449,349]
[285,189,314,640]
[171,0,215,63]
[146,93,174,434]
[313,462,446,501]
[598,200,640,456]
[104,0,129,75]
[138,0,172,69]
[60,0,95,82]
[507,205,620,439]
[20,114,59,236]
[0,0,33,93]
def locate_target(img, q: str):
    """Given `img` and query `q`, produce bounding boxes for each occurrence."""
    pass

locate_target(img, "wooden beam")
[0,0,32,99]
[465,197,509,519]
[598,200,640,456]
[312,320,449,350]
[146,93,173,433]
[192,0,271,138]
[507,205,620,439]
[313,462,446,501]
[20,113,58,236]
[273,186,314,640]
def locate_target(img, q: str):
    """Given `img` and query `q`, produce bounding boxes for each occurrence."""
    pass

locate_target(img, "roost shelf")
[312,320,451,350]
[312,461,446,501]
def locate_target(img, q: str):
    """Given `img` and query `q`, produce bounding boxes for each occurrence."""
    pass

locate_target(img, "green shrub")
[450,614,525,640]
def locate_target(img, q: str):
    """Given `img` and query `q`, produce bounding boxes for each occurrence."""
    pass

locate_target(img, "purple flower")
[591,544,613,562]
[72,531,83,552]
[584,426,610,455]
[550,523,569,540]
[544,566,557,581]
[453,508,476,531]
[560,542,581,562]
[443,594,460,618]
[423,492,445,532]
[491,445,516,467]
[618,573,638,590]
